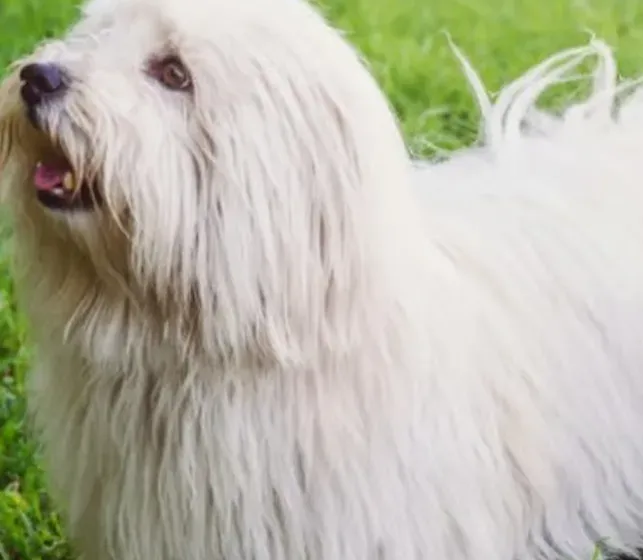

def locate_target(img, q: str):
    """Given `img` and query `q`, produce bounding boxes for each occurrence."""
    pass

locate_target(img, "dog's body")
[1,0,643,558]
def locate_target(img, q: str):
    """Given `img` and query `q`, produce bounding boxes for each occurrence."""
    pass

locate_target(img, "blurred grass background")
[1,0,643,557]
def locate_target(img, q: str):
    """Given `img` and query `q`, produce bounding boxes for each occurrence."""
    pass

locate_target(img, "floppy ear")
[181,30,416,367]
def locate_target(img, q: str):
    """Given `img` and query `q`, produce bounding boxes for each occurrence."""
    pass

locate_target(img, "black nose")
[19,63,66,107]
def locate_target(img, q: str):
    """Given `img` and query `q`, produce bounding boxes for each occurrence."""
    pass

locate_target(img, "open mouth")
[33,155,100,211]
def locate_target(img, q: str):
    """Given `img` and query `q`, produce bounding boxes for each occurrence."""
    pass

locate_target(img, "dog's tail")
[449,37,642,153]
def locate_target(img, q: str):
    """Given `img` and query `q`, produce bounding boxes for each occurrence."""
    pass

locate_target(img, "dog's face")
[0,0,409,363]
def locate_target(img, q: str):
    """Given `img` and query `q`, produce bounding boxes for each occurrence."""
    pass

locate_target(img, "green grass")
[1,0,643,557]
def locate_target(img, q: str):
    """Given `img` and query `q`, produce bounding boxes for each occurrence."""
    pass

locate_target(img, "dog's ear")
[183,41,415,365]
[185,81,357,363]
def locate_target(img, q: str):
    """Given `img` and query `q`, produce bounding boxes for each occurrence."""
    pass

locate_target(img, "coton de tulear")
[0,0,643,559]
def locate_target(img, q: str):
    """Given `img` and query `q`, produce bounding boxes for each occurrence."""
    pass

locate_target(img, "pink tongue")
[33,163,67,192]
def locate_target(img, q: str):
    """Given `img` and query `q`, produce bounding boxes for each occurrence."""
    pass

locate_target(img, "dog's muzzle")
[18,62,101,212]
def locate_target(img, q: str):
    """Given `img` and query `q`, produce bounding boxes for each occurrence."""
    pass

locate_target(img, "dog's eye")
[153,56,192,91]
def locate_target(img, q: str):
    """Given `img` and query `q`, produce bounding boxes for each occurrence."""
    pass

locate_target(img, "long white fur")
[2,0,643,558]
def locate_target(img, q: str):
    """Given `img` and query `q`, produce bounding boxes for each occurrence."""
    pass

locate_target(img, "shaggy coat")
[1,0,643,559]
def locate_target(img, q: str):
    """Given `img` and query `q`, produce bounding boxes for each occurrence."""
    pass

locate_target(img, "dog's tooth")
[62,171,75,192]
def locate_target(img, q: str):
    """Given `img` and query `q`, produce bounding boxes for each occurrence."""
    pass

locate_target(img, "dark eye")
[154,56,191,91]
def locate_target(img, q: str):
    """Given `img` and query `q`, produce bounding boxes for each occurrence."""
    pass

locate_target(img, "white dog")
[2,0,643,558]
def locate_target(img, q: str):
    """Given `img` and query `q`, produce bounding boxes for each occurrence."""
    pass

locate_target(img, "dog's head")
[0,0,414,365]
